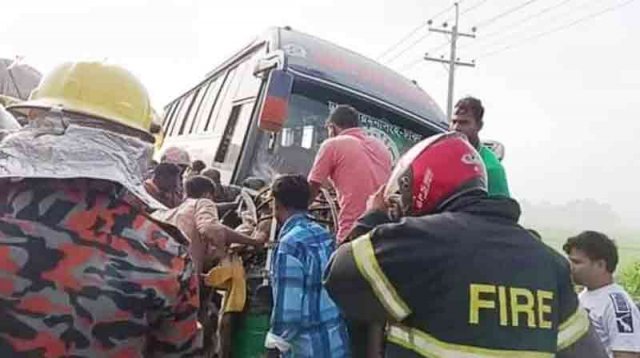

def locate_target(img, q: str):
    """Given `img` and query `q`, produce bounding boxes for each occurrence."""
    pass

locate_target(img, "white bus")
[160,27,447,185]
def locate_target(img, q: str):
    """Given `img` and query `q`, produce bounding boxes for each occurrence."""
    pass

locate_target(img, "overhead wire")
[462,0,585,53]
[476,0,638,59]
[377,3,454,61]
[474,0,542,28]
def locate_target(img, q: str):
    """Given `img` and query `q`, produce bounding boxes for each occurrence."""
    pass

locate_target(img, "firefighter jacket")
[324,194,605,357]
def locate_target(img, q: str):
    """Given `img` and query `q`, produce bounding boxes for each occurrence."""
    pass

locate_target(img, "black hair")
[454,97,484,125]
[185,175,216,199]
[563,231,619,273]
[153,162,180,181]
[192,160,206,174]
[327,105,359,129]
[271,174,310,211]
[201,168,221,185]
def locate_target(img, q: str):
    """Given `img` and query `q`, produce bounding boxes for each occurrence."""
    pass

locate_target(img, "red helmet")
[385,132,487,216]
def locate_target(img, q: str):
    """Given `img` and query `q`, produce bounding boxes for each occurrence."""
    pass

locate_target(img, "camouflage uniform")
[0,121,202,356]
[0,178,200,357]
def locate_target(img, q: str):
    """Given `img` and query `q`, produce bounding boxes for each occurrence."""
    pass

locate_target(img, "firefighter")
[0,61,201,356]
[324,132,607,357]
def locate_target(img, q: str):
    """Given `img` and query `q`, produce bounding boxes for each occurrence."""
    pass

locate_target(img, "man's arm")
[614,353,640,358]
[307,141,334,204]
[194,199,264,247]
[343,210,392,243]
[557,322,608,358]
[604,293,640,358]
[323,239,390,323]
[324,230,413,324]
[265,249,305,353]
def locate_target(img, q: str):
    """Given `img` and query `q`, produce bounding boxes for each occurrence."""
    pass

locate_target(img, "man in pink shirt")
[308,105,393,243]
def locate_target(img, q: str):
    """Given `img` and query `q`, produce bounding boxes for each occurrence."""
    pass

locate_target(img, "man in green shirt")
[450,96,510,197]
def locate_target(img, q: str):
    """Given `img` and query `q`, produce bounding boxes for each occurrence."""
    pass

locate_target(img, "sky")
[2,0,639,226]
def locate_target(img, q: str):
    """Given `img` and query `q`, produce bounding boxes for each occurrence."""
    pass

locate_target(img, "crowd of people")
[0,60,637,358]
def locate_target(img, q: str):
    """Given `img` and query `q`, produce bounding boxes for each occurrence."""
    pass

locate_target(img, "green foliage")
[620,261,640,301]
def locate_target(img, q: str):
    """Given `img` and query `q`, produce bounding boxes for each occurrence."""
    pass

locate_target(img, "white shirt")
[579,283,640,357]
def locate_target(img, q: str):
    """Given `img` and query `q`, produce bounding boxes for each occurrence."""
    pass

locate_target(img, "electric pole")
[425,2,476,121]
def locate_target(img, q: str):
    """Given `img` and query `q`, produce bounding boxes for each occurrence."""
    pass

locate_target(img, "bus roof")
[173,27,447,130]
[273,27,447,129]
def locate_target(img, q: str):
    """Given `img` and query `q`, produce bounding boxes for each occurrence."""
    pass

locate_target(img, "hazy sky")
[2,0,639,225]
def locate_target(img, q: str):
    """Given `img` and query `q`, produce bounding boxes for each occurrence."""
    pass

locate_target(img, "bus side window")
[177,88,201,135]
[162,101,179,134]
[214,104,242,163]
[208,67,238,133]
[167,96,189,136]
[184,85,208,135]
[194,76,224,134]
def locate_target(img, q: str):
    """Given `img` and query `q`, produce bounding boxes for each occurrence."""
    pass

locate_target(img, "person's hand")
[366,185,389,212]
[253,230,269,246]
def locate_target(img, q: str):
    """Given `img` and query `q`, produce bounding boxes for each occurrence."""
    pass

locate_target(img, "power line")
[477,0,638,59]
[377,3,454,60]
[426,40,450,55]
[475,0,542,28]
[470,0,576,47]
[461,0,490,15]
[398,58,425,72]
[383,32,433,64]
[463,0,583,52]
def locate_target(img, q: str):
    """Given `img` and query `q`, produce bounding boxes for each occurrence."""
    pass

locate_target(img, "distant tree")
[620,260,640,302]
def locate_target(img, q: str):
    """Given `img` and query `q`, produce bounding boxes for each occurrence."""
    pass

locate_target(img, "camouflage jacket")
[0,178,201,357]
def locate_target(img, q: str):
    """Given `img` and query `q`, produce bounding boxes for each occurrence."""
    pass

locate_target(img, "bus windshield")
[243,77,440,182]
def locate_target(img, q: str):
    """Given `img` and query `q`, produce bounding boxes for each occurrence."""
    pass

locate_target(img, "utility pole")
[425,2,476,121]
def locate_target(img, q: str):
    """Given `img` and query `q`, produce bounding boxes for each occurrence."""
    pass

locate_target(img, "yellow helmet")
[8,61,153,136]
[150,109,165,152]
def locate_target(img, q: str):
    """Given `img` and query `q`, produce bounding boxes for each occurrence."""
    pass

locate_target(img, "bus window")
[214,104,242,163]
[301,125,314,149]
[243,78,437,182]
[207,67,238,133]
[162,101,179,133]
[193,76,223,134]
[167,98,187,136]
[185,85,208,134]
[177,88,202,135]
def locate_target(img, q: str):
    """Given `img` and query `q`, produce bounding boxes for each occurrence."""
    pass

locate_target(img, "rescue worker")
[450,96,510,197]
[0,61,201,356]
[324,132,607,357]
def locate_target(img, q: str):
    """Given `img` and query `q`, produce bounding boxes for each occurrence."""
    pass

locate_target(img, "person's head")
[384,132,487,218]
[563,231,618,289]
[152,162,181,192]
[201,168,222,185]
[325,105,359,137]
[161,147,191,174]
[185,175,216,200]
[191,160,206,175]
[271,174,310,223]
[450,96,484,148]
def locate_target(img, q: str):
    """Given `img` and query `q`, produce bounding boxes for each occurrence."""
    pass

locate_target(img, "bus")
[159,26,448,185]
